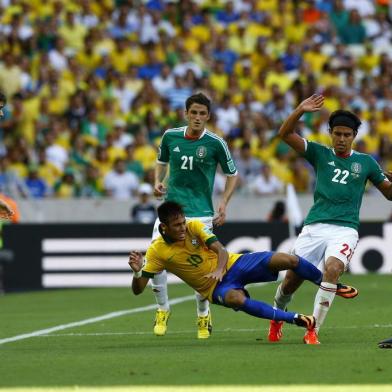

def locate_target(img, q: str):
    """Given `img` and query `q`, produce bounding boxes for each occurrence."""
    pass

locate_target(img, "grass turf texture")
[0,275,391,388]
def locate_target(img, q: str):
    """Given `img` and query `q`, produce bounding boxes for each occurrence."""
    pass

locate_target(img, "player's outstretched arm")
[0,198,14,220]
[279,94,324,154]
[129,251,149,295]
[214,174,238,227]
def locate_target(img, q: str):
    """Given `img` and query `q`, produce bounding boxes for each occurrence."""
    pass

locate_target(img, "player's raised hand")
[0,199,14,220]
[299,94,324,113]
[128,251,143,272]
[154,182,167,199]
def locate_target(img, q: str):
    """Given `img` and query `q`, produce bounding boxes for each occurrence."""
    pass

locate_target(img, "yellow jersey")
[142,220,242,301]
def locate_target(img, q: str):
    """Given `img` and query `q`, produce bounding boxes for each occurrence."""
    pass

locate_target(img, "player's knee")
[275,252,299,269]
[224,289,246,308]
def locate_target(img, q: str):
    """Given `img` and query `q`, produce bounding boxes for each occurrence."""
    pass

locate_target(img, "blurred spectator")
[251,164,284,196]
[25,165,49,198]
[131,183,157,223]
[267,200,288,223]
[235,142,263,192]
[104,158,139,200]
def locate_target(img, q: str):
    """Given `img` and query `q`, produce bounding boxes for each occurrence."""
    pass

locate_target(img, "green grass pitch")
[0,275,391,390]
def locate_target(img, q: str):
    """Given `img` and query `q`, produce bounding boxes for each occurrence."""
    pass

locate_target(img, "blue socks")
[293,256,322,286]
[240,298,296,323]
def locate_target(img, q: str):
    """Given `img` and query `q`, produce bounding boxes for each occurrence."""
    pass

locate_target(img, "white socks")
[195,291,209,317]
[151,272,210,316]
[313,282,337,333]
[273,284,293,310]
[151,270,170,311]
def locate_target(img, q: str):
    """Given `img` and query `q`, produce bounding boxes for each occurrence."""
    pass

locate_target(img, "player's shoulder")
[162,126,186,139]
[351,150,377,163]
[204,130,226,144]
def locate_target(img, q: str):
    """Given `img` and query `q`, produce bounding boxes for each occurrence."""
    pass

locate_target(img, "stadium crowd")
[0,0,391,199]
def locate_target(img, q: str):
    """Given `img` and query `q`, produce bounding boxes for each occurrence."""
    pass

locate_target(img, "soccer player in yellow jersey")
[129,201,330,334]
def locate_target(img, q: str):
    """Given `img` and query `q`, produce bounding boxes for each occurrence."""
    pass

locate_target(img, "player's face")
[165,214,186,241]
[331,126,355,154]
[185,103,210,133]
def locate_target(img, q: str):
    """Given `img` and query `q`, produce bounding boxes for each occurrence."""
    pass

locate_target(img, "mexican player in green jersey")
[151,93,238,339]
[268,94,392,345]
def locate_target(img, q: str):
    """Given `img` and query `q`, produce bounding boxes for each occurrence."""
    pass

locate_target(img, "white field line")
[31,323,392,337]
[0,295,194,346]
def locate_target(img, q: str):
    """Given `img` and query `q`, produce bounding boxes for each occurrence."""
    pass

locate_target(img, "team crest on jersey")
[196,146,207,158]
[351,162,362,174]
[191,238,200,247]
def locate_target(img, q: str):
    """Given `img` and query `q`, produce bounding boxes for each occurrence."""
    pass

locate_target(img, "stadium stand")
[0,0,391,200]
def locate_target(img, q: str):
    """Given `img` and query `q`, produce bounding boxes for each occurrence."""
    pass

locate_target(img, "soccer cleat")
[378,337,392,349]
[293,314,316,330]
[153,309,170,336]
[197,311,212,339]
[303,328,320,345]
[336,283,358,299]
[268,320,284,342]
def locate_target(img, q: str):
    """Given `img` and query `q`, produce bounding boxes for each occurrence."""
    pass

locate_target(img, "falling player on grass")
[269,94,392,344]
[151,93,238,338]
[129,201,322,334]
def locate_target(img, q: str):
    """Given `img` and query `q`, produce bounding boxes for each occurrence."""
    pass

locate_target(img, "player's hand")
[128,251,143,272]
[384,171,392,182]
[298,94,324,113]
[213,204,226,227]
[154,183,167,199]
[204,268,225,282]
[0,199,14,220]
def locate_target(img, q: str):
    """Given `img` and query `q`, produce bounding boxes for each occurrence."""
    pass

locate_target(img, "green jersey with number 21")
[303,141,386,231]
[157,127,237,217]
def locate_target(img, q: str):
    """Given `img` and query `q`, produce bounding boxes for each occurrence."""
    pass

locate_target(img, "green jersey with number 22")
[303,141,386,231]
[157,127,237,217]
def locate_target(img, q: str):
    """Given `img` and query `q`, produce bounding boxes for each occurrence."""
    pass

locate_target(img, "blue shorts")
[212,252,278,306]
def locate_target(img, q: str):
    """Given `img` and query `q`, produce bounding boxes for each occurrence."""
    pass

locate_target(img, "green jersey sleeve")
[215,138,237,175]
[303,140,324,167]
[157,132,170,164]
[367,156,387,186]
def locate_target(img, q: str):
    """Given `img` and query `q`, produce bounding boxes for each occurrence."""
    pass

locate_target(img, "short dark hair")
[0,92,6,105]
[328,110,361,136]
[185,93,211,113]
[157,201,184,225]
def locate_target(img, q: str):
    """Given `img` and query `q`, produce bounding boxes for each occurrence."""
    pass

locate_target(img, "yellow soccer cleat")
[197,311,212,339]
[153,309,170,336]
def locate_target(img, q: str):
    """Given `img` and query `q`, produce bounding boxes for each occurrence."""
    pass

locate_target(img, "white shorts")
[293,223,359,271]
[152,216,213,240]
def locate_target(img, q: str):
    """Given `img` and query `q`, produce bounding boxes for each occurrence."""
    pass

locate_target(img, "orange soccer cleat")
[268,320,284,342]
[303,328,320,345]
[336,283,358,299]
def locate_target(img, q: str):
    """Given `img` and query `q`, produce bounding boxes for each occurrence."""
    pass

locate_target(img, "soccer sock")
[293,257,322,286]
[313,282,337,333]
[195,291,209,317]
[151,271,170,311]
[273,284,293,310]
[240,298,296,323]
